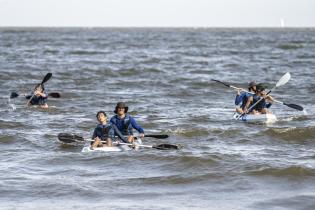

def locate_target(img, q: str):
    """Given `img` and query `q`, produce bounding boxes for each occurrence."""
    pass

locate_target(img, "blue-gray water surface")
[0,28,315,210]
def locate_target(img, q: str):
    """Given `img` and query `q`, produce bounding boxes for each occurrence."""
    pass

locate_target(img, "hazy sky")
[0,0,314,27]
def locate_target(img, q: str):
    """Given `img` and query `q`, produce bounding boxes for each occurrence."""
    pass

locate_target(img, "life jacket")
[111,114,132,135]
[93,124,112,141]
[251,95,266,111]
[102,125,111,138]
[29,91,48,105]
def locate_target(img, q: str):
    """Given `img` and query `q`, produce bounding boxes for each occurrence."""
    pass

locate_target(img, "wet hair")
[96,111,107,119]
[34,84,45,92]
[255,83,266,93]
[248,86,255,91]
[248,81,257,91]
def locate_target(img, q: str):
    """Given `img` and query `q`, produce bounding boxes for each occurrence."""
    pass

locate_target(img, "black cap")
[114,102,129,114]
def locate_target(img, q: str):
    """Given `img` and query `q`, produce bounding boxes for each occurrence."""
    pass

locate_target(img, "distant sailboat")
[280,18,285,28]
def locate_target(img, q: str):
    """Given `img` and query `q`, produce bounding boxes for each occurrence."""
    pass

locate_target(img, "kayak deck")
[82,144,132,152]
[233,113,277,123]
[81,139,142,153]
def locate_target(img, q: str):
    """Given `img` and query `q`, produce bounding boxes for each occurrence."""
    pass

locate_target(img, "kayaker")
[235,81,256,114]
[110,102,145,143]
[244,83,274,115]
[26,84,49,108]
[91,111,115,148]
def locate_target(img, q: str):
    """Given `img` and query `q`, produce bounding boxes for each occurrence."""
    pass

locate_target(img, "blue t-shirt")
[235,92,253,108]
[110,114,144,136]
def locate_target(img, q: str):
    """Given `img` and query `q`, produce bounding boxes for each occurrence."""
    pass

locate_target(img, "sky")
[0,0,314,27]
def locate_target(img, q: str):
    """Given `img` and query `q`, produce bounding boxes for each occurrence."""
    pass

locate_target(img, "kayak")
[81,144,132,153]
[81,139,143,153]
[233,113,277,123]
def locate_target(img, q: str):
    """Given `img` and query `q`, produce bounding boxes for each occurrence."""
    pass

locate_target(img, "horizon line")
[0,25,315,29]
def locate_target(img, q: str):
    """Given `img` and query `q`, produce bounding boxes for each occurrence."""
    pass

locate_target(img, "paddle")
[58,133,85,143]
[142,134,169,139]
[27,73,52,105]
[272,99,303,111]
[211,79,242,90]
[57,133,179,150]
[10,92,61,99]
[212,78,303,111]
[10,92,19,99]
[48,92,61,98]
[237,72,291,119]
[117,142,181,150]
[58,133,170,143]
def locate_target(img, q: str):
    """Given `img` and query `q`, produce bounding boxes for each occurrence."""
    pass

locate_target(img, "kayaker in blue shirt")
[26,84,48,108]
[110,102,145,143]
[244,84,274,115]
[91,111,115,148]
[235,81,256,114]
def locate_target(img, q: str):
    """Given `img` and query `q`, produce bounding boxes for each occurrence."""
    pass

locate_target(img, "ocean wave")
[114,172,221,186]
[277,44,304,50]
[246,166,315,177]
[166,128,210,137]
[0,120,25,129]
[43,49,59,54]
[69,50,105,55]
[263,126,315,141]
[165,125,245,140]
[0,135,16,144]
[115,68,163,77]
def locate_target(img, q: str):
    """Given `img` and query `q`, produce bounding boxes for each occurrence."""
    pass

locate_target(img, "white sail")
[280,18,285,27]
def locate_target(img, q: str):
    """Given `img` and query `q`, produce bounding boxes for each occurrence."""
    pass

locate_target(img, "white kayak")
[81,144,132,153]
[233,113,277,123]
[81,139,142,153]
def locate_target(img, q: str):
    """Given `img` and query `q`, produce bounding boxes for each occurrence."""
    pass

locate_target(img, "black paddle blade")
[41,73,52,84]
[153,144,182,150]
[284,103,304,111]
[145,134,169,139]
[48,92,61,98]
[211,79,230,88]
[10,92,19,99]
[58,133,84,144]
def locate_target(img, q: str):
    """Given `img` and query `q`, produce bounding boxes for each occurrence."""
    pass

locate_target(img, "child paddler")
[110,102,145,143]
[244,83,274,115]
[26,84,48,108]
[235,81,256,114]
[91,111,115,149]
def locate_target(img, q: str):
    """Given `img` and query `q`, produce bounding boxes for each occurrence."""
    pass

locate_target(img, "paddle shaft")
[57,133,178,149]
[58,133,167,143]
[69,138,164,149]
[115,142,153,148]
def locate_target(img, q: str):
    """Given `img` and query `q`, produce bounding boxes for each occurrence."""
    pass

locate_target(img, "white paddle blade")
[276,72,291,87]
